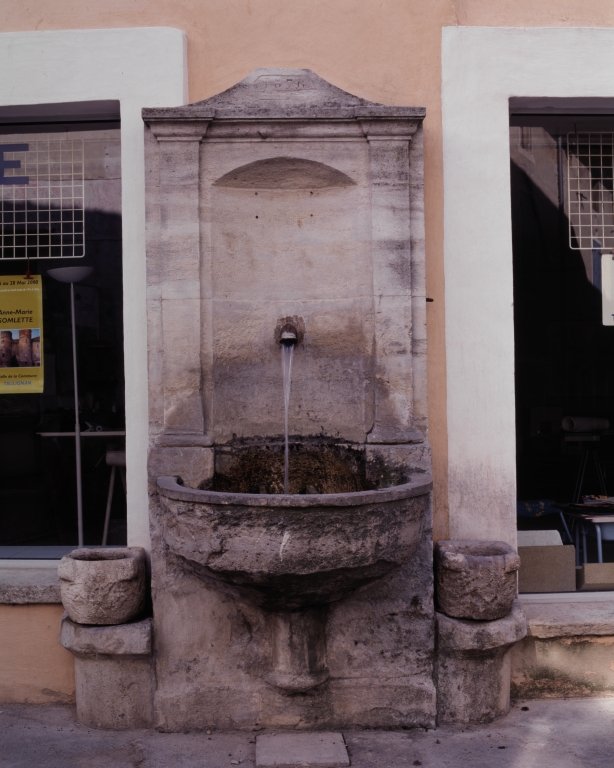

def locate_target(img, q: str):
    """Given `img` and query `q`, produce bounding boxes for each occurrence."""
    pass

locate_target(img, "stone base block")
[518,545,577,593]
[577,563,614,591]
[256,733,349,767]
[436,601,526,725]
[60,615,153,729]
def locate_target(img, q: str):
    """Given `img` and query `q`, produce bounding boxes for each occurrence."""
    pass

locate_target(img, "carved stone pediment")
[143,68,425,121]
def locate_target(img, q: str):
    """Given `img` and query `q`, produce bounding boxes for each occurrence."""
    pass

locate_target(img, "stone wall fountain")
[144,69,434,730]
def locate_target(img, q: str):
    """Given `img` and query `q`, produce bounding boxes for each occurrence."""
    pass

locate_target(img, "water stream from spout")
[282,342,294,494]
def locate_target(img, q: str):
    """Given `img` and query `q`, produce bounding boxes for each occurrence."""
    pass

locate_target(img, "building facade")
[2,1,614,709]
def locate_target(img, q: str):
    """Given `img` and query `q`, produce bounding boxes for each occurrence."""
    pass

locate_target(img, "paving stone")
[256,732,349,767]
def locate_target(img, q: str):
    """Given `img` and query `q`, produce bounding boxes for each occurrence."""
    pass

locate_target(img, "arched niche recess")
[214,157,356,189]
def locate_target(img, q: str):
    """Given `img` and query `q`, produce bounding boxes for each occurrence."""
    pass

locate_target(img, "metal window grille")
[567,132,614,251]
[0,136,84,259]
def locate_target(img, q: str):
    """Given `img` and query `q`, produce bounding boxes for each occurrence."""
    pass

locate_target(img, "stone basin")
[156,473,432,612]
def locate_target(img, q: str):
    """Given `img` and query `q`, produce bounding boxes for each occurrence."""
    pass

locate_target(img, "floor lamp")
[48,266,93,547]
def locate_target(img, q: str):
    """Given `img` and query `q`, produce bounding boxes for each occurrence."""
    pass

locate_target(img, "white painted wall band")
[442,27,614,546]
[0,28,187,551]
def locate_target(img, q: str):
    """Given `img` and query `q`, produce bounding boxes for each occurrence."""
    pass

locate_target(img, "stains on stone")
[384,239,412,290]
[365,448,416,488]
[510,666,613,699]
[40,688,74,704]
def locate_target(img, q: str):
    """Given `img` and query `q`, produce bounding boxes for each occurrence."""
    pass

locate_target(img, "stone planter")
[59,547,146,626]
[435,540,520,621]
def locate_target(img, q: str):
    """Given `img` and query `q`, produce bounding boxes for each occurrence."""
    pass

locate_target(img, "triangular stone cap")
[143,68,425,121]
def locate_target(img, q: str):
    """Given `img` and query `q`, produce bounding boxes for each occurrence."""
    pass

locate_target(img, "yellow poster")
[0,275,43,393]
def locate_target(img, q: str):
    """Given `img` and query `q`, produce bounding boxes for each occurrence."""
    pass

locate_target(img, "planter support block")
[60,614,153,729]
[436,601,527,724]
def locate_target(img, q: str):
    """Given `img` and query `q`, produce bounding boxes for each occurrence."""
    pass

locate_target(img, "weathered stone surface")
[436,540,520,620]
[521,599,614,638]
[0,564,60,604]
[60,614,152,657]
[59,548,146,626]
[143,68,425,121]
[149,493,436,731]
[365,443,431,486]
[437,600,527,651]
[256,732,349,767]
[156,474,430,700]
[144,69,432,731]
[436,601,526,725]
[157,475,430,611]
[73,656,153,729]
[148,446,213,489]
[512,634,614,699]
[437,646,512,725]
[514,597,614,698]
[60,615,153,729]
[144,69,425,448]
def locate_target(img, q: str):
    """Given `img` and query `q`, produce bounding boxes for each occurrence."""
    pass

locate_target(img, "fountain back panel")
[144,69,432,731]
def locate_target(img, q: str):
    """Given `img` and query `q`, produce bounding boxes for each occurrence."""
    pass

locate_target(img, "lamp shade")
[47,266,93,284]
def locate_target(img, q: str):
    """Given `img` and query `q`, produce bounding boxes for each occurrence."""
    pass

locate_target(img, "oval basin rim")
[156,474,432,507]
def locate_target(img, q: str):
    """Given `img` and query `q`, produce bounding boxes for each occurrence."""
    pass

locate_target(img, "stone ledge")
[436,600,526,651]
[521,600,614,638]
[60,614,152,658]
[0,564,60,604]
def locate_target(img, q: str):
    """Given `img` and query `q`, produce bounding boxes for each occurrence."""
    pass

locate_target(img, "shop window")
[0,102,125,557]
[511,102,614,593]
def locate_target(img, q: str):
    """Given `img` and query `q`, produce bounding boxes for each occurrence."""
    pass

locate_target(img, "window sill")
[0,561,60,604]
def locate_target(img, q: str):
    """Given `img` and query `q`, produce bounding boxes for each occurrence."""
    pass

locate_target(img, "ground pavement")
[1,697,613,767]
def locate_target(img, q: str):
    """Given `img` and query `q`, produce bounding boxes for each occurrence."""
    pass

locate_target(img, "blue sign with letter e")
[0,144,29,185]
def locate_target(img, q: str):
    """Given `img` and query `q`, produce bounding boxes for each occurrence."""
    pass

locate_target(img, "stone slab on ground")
[1,698,614,767]
[256,732,349,767]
